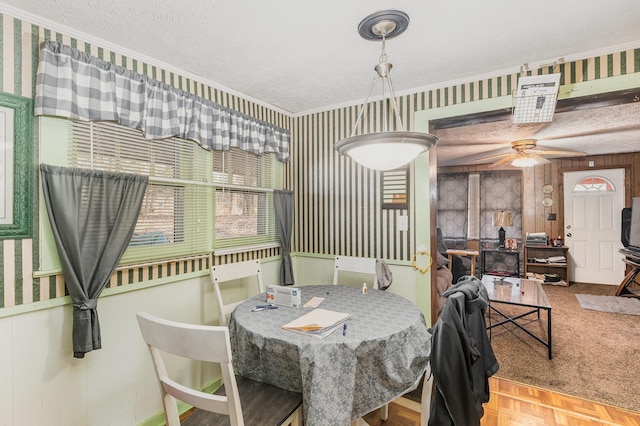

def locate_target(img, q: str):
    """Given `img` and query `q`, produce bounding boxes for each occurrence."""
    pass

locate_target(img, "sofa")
[435,253,454,317]
[436,227,470,283]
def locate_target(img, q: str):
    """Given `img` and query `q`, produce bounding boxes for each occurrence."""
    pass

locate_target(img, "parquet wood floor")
[362,377,640,426]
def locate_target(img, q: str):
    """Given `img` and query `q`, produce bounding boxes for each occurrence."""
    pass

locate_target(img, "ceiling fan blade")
[530,149,586,157]
[438,142,508,150]
[527,153,551,165]
[473,152,513,163]
[488,155,517,168]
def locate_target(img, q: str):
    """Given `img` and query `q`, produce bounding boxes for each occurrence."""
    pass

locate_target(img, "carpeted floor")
[488,281,640,413]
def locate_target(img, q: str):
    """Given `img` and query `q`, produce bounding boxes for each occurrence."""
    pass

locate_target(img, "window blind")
[382,167,409,209]
[69,121,211,264]
[212,148,277,250]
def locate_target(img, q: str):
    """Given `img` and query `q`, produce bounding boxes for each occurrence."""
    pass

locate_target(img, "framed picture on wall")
[505,238,518,251]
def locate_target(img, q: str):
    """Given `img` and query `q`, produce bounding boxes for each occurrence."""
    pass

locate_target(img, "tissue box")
[266,285,302,308]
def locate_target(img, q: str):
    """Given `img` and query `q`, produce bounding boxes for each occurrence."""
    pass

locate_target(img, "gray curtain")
[274,190,294,285]
[40,164,148,358]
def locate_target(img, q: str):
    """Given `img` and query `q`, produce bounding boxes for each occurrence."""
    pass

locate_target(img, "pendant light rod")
[350,30,405,136]
[349,76,378,138]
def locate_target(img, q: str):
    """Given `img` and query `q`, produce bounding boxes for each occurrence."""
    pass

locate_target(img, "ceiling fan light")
[511,154,538,167]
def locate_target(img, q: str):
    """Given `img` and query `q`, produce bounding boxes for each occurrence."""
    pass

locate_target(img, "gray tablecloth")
[229,285,431,426]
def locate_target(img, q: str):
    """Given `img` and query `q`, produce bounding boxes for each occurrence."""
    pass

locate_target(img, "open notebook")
[282,308,351,338]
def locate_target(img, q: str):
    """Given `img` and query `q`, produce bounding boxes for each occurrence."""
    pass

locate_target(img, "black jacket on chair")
[428,277,499,426]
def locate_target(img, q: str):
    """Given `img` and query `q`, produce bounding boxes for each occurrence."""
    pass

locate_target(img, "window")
[573,176,615,192]
[480,171,522,243]
[69,121,211,264]
[437,173,469,240]
[0,93,33,240]
[212,148,278,252]
[437,171,522,246]
[40,117,282,271]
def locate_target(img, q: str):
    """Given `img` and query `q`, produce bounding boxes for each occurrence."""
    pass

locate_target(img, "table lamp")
[493,211,513,248]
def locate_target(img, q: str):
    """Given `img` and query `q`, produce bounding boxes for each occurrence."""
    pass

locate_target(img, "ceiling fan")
[473,139,587,168]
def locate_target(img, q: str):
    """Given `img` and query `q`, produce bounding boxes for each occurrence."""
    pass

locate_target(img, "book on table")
[282,308,351,338]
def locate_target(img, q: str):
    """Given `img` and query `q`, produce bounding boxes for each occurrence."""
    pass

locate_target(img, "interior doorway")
[563,169,625,285]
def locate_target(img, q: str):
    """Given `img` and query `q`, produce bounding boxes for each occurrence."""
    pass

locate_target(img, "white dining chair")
[136,311,303,426]
[211,259,264,326]
[333,255,379,290]
[334,255,387,419]
[391,364,434,425]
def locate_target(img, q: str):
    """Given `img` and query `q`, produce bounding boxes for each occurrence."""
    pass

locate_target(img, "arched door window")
[573,176,615,192]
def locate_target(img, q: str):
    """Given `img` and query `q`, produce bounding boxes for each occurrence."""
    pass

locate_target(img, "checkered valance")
[34,41,289,162]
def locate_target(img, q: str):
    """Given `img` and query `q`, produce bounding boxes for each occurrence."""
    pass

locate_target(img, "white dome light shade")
[511,155,538,167]
[335,132,438,171]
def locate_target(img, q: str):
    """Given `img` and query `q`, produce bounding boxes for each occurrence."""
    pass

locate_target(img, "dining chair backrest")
[333,255,378,290]
[136,311,243,426]
[419,364,434,425]
[211,259,264,326]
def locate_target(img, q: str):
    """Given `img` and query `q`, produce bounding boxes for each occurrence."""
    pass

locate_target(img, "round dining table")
[228,284,431,426]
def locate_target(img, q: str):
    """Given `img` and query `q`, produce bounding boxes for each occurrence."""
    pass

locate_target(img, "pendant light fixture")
[334,10,438,171]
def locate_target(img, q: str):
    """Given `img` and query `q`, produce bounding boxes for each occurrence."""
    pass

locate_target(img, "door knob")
[566,233,572,238]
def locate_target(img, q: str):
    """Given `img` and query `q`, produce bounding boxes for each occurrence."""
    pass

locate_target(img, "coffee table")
[481,275,553,359]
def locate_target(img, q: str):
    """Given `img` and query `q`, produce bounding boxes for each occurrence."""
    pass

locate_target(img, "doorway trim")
[415,74,639,323]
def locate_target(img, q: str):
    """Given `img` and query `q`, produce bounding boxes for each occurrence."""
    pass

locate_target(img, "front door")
[563,169,625,285]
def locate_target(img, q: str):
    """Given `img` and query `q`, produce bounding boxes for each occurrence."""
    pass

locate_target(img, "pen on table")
[342,323,347,336]
[251,304,278,312]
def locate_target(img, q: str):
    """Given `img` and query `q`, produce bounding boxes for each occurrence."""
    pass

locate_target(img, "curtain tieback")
[74,299,98,310]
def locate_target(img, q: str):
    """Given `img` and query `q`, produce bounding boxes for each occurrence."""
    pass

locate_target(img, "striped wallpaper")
[1,9,639,310]
[0,12,287,309]
[290,48,640,262]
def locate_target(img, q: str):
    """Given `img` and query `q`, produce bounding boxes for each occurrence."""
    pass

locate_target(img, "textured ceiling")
[2,0,640,163]
[4,0,640,114]
[432,101,640,166]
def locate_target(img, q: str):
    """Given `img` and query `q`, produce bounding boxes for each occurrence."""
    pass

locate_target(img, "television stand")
[616,252,640,298]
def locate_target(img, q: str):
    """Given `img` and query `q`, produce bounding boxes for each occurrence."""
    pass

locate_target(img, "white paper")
[282,308,351,332]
